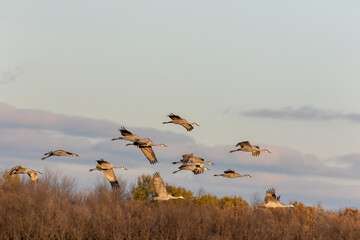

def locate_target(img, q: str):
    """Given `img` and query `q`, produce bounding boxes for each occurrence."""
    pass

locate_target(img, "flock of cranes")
[8,113,293,208]
[111,127,167,164]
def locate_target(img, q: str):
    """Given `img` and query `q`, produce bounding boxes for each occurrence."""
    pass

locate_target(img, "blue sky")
[1,1,360,209]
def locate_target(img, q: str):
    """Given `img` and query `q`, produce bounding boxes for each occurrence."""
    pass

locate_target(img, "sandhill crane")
[41,150,79,160]
[263,188,294,208]
[9,165,41,184]
[111,127,140,143]
[126,138,167,164]
[173,163,210,175]
[89,159,127,189]
[162,113,199,131]
[172,153,215,165]
[229,141,271,156]
[214,169,252,178]
[153,172,184,201]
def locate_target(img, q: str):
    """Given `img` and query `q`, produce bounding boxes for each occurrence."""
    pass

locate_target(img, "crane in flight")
[229,141,271,156]
[41,150,79,160]
[263,188,294,208]
[213,169,252,178]
[111,127,140,143]
[153,172,184,201]
[173,163,209,175]
[172,153,214,165]
[162,113,199,131]
[126,138,167,164]
[89,159,127,189]
[9,165,42,184]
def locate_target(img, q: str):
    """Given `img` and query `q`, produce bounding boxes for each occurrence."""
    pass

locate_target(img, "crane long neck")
[171,196,184,199]
[114,166,127,170]
[259,149,270,153]
[152,143,166,147]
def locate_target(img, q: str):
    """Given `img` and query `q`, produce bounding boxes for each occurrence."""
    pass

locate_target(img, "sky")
[1,1,360,209]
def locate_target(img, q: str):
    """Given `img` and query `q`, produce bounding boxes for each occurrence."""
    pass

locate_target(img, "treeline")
[1,170,360,239]
[130,174,249,209]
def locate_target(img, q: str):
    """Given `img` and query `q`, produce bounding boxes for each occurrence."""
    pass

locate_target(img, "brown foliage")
[1,170,360,239]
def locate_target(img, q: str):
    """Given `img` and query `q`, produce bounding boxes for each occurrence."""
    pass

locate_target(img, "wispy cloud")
[0,102,195,144]
[1,66,26,84]
[241,106,360,122]
[202,144,352,179]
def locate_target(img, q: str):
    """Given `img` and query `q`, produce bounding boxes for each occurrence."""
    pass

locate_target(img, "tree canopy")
[131,174,249,209]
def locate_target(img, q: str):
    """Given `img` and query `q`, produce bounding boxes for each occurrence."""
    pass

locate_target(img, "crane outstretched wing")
[28,171,39,183]
[191,156,204,163]
[265,188,277,203]
[102,169,120,189]
[252,151,260,157]
[65,151,77,155]
[168,113,182,120]
[236,141,251,147]
[193,164,205,175]
[97,159,109,165]
[119,127,133,136]
[43,151,52,156]
[140,146,158,164]
[181,153,194,161]
[153,172,169,197]
[119,127,140,141]
[10,165,25,175]
[181,153,199,163]
[182,123,193,131]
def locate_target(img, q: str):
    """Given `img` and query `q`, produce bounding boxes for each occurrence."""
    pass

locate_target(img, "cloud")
[0,102,195,144]
[1,66,26,84]
[200,144,352,179]
[1,102,360,209]
[241,106,360,122]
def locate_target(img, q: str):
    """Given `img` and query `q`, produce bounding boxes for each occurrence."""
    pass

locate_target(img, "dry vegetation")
[1,170,360,240]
